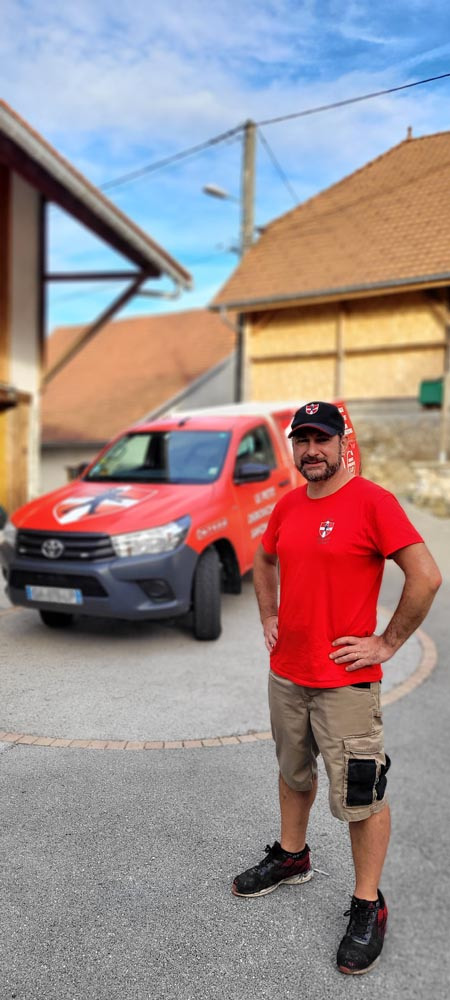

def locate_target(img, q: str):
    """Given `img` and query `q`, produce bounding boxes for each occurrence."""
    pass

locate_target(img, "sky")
[2,0,450,333]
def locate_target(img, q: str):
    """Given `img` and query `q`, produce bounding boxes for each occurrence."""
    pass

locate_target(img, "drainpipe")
[334,306,345,398]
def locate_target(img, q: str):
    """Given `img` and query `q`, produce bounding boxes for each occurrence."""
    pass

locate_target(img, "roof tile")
[42,309,235,443]
[212,132,450,308]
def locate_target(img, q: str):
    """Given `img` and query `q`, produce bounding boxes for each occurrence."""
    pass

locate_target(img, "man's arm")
[253,543,279,653]
[329,542,442,671]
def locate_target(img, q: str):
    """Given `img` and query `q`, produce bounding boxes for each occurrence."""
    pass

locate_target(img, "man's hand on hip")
[329,634,394,671]
[263,615,278,653]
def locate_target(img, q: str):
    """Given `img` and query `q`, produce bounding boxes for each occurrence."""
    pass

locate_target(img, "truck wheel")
[39,610,74,629]
[192,547,221,641]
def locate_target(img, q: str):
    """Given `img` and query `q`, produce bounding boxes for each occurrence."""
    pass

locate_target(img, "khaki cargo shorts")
[268,671,390,822]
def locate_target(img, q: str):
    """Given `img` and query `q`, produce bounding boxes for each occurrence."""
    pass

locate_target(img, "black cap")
[288,401,345,438]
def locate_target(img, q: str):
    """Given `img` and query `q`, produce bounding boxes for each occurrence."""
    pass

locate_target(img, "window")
[235,425,276,472]
[85,430,231,484]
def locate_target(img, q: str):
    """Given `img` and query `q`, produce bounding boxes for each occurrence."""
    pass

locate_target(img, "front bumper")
[0,542,199,621]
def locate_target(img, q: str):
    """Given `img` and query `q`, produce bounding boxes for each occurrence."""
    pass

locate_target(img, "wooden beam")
[0,134,160,274]
[45,270,142,282]
[251,339,445,364]
[439,324,450,462]
[42,273,149,385]
[0,164,10,383]
[38,195,47,372]
[334,306,345,397]
[0,164,11,508]
[425,289,450,329]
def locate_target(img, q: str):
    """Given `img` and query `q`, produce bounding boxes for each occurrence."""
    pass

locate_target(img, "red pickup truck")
[0,402,359,640]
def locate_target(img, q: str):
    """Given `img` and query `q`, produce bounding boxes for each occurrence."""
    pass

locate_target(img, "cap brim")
[288,422,338,438]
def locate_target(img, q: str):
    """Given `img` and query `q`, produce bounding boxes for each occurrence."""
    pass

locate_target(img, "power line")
[99,69,450,194]
[101,125,243,192]
[257,128,299,204]
[256,71,450,127]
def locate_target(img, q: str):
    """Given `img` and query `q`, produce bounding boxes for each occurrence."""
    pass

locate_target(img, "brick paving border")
[0,608,438,751]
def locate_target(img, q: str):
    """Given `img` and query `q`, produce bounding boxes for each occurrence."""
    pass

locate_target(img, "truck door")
[232,424,291,570]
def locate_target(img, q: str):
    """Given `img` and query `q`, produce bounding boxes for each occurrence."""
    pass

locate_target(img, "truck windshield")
[84,430,231,485]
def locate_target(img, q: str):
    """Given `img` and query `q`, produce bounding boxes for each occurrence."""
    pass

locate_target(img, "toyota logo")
[41,538,65,559]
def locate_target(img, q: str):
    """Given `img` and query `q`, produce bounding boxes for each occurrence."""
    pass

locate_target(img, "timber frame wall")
[247,290,448,402]
[0,165,11,508]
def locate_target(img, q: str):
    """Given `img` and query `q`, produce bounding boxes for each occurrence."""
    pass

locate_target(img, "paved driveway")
[0,502,448,999]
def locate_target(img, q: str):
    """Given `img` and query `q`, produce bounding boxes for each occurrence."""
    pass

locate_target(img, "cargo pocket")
[375,754,391,801]
[343,734,388,809]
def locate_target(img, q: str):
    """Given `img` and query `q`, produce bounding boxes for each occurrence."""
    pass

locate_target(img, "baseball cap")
[288,401,345,438]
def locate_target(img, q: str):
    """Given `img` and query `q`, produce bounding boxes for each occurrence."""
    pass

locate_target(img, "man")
[232,401,441,975]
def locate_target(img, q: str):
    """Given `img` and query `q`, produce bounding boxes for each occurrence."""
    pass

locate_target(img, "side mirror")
[0,505,7,529]
[234,462,271,484]
[66,462,90,481]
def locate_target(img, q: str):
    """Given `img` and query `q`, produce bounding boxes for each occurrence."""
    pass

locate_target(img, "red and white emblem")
[319,520,335,538]
[53,486,152,525]
[346,447,356,474]
[306,403,319,415]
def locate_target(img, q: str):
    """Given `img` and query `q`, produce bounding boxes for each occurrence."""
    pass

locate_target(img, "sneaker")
[232,841,313,898]
[337,889,388,975]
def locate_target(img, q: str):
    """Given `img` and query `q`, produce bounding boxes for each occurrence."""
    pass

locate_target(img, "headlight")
[1,519,17,548]
[111,515,191,558]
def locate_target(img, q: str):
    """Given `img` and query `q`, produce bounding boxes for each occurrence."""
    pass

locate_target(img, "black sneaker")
[232,841,313,898]
[337,889,388,975]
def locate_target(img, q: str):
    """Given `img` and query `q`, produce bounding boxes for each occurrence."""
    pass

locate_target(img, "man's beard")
[297,442,343,482]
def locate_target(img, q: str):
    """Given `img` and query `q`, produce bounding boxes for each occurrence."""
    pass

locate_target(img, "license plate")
[25,585,83,605]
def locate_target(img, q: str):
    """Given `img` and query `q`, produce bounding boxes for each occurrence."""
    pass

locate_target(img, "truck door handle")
[278,479,290,487]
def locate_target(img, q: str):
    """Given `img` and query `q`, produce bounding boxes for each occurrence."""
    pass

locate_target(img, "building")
[211,130,450,405]
[0,101,191,513]
[42,309,236,491]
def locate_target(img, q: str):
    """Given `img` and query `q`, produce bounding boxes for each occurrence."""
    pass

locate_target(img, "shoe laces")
[262,843,276,863]
[344,899,377,940]
[250,844,277,873]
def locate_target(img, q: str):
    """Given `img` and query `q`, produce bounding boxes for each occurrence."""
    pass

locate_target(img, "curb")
[0,731,273,750]
[0,623,438,752]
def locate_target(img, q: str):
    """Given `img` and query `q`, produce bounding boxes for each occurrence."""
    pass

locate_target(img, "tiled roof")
[212,131,450,309]
[42,310,235,444]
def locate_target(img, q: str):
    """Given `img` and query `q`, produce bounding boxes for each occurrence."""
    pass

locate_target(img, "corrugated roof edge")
[210,271,450,312]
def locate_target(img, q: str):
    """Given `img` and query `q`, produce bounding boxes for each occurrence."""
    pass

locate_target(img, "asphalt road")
[0,500,449,1000]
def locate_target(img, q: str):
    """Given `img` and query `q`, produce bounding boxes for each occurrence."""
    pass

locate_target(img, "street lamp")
[202,120,256,259]
[202,184,238,203]
[203,184,240,255]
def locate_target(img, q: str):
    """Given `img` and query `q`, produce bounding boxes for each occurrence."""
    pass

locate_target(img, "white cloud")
[3,0,450,330]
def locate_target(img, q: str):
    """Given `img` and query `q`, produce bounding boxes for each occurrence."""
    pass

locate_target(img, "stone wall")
[349,401,450,516]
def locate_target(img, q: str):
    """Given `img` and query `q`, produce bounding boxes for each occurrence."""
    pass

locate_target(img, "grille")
[16,530,115,562]
[10,570,107,597]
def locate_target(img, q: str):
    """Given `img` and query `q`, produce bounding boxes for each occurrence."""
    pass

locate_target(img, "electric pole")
[240,120,256,256]
[235,120,256,401]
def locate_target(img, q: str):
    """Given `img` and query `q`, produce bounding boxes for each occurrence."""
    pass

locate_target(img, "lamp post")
[203,120,256,401]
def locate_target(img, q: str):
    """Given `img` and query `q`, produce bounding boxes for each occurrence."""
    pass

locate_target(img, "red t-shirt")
[261,477,423,688]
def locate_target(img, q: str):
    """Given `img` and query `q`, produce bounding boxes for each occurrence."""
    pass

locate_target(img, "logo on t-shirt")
[306,403,320,415]
[319,520,335,539]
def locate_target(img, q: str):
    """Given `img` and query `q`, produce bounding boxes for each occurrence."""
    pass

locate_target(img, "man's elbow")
[429,566,443,595]
[421,563,442,597]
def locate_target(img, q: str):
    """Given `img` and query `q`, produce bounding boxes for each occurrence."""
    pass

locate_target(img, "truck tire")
[39,610,74,629]
[192,547,221,641]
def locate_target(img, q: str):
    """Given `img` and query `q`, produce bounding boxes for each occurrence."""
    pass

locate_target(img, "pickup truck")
[0,401,360,640]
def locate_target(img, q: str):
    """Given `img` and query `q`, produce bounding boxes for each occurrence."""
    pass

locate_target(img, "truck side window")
[235,426,276,472]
